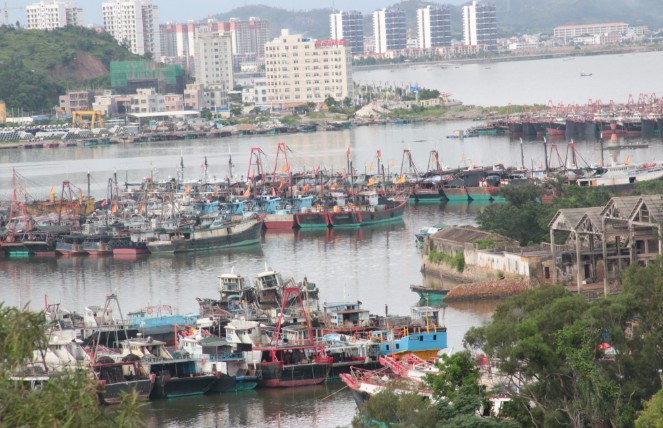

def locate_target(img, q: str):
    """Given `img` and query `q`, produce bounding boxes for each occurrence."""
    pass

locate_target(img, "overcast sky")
[8,0,464,27]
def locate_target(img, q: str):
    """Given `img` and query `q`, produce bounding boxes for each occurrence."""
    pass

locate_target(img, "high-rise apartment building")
[207,17,270,57]
[264,29,353,106]
[160,22,196,58]
[102,0,160,56]
[26,0,83,30]
[416,5,451,49]
[193,29,234,90]
[372,8,406,54]
[462,0,497,52]
[330,10,364,56]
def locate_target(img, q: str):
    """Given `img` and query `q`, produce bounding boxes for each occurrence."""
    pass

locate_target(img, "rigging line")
[320,384,348,400]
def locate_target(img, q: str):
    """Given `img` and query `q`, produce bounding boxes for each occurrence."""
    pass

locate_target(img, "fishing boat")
[55,235,88,256]
[178,329,260,393]
[227,286,333,387]
[370,306,447,359]
[119,337,217,399]
[319,334,382,380]
[146,215,264,254]
[109,238,149,256]
[576,161,663,188]
[295,206,331,229]
[82,235,114,255]
[327,191,407,228]
[86,295,156,404]
[340,365,433,409]
[92,356,155,404]
[410,285,449,306]
[259,195,314,230]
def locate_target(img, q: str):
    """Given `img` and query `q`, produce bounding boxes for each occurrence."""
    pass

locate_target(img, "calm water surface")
[354,51,663,105]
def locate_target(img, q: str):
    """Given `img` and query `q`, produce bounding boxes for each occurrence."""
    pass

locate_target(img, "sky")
[7,0,465,27]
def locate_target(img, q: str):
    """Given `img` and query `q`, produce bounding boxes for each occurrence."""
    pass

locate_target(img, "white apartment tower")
[462,0,497,52]
[264,29,353,106]
[193,29,234,90]
[26,1,83,30]
[330,10,364,56]
[372,8,406,54]
[102,0,161,56]
[416,5,451,49]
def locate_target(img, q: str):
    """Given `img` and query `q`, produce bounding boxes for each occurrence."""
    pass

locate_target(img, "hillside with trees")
[0,26,142,114]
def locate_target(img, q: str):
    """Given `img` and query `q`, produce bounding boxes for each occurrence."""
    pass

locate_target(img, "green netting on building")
[110,61,184,87]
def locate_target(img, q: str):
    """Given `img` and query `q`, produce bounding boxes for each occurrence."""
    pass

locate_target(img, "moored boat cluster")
[15,266,449,403]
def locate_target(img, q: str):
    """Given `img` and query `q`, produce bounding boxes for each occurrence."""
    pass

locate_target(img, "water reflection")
[144,383,356,428]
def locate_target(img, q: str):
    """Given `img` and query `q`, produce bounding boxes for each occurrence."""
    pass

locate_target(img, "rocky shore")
[444,278,532,302]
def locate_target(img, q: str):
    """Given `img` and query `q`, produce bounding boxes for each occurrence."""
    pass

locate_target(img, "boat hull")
[263,213,296,230]
[441,187,469,202]
[258,362,331,387]
[208,373,259,393]
[99,378,153,405]
[147,219,263,254]
[150,374,217,399]
[295,212,330,229]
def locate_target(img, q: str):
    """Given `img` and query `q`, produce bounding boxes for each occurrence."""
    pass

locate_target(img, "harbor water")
[354,50,663,106]
[2,52,663,426]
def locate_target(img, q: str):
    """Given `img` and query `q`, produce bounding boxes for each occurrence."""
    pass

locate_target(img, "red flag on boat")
[377,149,381,159]
[346,146,351,157]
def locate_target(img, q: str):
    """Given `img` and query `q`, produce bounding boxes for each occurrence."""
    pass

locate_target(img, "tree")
[636,377,663,428]
[324,96,337,108]
[464,279,663,428]
[352,352,519,427]
[0,304,144,427]
[230,105,243,117]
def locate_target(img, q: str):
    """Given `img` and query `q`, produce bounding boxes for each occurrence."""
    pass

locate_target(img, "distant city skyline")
[9,0,467,28]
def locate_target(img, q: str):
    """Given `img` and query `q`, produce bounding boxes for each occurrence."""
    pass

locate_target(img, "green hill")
[0,26,141,114]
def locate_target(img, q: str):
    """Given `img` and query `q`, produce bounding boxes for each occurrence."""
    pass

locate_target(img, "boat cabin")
[323,302,371,328]
[120,337,172,360]
[218,272,249,295]
[330,192,347,207]
[410,306,442,329]
[84,305,115,329]
[356,192,380,207]
[294,195,314,210]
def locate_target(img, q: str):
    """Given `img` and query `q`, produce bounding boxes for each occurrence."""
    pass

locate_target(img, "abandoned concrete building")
[549,195,663,296]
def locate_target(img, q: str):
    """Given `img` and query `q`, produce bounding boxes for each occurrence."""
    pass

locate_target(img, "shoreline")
[352,45,663,72]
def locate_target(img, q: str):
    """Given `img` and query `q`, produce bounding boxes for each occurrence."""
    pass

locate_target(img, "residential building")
[264,29,353,107]
[92,90,120,116]
[58,90,94,115]
[131,88,165,113]
[26,0,83,30]
[102,0,160,56]
[330,10,364,56]
[193,29,234,90]
[553,23,629,43]
[164,94,184,111]
[206,17,270,69]
[416,5,451,49]
[183,83,205,110]
[462,0,497,52]
[203,85,230,110]
[241,78,269,105]
[372,8,406,54]
[159,22,196,73]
